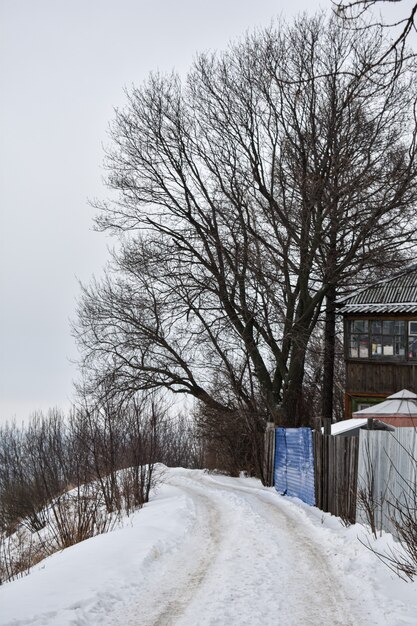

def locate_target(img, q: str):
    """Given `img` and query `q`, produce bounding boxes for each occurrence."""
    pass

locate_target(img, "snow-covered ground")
[1,468,416,626]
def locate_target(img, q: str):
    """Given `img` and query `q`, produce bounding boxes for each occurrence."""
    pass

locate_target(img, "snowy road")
[107,471,409,626]
[1,468,416,626]
[117,471,356,626]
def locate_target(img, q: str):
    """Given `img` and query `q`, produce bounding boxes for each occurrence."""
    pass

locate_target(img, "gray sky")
[0,0,408,423]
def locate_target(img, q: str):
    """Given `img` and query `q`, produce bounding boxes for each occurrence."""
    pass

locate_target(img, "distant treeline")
[0,395,202,536]
[0,395,204,583]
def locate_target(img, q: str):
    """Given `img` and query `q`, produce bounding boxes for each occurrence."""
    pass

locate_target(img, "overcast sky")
[0,0,409,423]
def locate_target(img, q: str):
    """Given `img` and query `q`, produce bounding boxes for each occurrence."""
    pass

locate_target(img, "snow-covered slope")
[1,468,416,625]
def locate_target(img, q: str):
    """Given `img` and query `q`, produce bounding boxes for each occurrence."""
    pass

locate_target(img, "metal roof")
[337,265,417,315]
[389,389,417,400]
[353,395,417,418]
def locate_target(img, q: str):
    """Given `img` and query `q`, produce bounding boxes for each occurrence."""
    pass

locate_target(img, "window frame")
[346,317,417,362]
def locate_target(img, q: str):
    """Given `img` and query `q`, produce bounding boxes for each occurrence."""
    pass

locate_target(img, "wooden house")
[338,265,417,417]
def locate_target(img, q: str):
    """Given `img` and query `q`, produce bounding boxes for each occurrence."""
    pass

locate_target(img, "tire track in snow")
[113,471,376,626]
[111,478,224,626]
[151,484,222,626]
[196,475,355,626]
[166,473,358,626]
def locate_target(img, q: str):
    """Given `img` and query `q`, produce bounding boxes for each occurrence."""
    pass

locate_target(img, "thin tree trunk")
[322,284,337,434]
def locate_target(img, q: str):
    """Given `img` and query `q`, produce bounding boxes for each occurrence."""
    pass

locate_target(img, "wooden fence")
[265,428,359,522]
[313,432,359,523]
[265,427,417,531]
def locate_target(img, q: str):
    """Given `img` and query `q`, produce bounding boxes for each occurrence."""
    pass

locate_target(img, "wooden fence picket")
[314,431,359,523]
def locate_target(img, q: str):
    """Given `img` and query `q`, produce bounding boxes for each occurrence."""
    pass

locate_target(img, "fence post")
[313,430,323,511]
[263,422,276,487]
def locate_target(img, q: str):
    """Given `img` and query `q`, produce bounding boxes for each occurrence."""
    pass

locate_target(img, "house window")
[351,396,386,413]
[347,319,411,360]
[357,403,373,411]
[348,320,369,358]
[409,322,417,360]
[370,320,405,358]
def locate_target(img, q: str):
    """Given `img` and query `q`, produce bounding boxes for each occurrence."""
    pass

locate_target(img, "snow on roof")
[322,419,368,435]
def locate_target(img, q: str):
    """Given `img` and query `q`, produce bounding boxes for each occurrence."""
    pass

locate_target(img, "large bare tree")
[75,14,417,435]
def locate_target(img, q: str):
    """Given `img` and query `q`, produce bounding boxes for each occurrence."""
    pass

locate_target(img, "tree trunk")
[281,336,311,428]
[321,284,337,434]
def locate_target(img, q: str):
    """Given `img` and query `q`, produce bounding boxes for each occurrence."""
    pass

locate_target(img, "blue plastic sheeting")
[274,428,315,506]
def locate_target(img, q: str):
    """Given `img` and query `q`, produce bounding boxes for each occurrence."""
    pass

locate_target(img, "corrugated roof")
[337,265,417,315]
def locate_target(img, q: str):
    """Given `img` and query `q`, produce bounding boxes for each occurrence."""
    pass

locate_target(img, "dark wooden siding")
[314,431,358,523]
[346,361,417,395]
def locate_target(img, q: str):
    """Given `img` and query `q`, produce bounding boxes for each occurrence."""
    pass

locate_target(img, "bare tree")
[75,14,417,442]
[334,0,417,70]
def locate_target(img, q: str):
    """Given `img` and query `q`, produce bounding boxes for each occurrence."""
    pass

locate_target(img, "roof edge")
[336,262,417,306]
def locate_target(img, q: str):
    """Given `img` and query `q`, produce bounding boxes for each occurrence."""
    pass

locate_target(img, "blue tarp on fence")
[274,427,315,506]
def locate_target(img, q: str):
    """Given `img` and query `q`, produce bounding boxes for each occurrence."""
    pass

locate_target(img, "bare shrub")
[0,390,201,584]
[196,403,266,478]
[155,412,203,470]
[381,440,417,580]
[0,528,48,585]
[356,441,381,539]
[46,483,115,551]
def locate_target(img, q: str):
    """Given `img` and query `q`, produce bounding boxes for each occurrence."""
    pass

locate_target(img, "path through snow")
[1,468,416,625]
[106,470,410,626]
[114,471,354,626]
